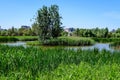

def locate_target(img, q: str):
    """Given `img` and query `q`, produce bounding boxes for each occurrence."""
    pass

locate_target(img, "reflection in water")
[81,43,114,51]
[67,43,119,52]
[2,42,120,51]
[110,46,120,50]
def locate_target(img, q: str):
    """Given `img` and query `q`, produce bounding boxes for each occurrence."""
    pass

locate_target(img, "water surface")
[2,42,119,51]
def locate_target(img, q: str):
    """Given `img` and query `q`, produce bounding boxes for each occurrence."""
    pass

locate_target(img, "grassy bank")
[92,37,120,43]
[0,36,18,42]
[110,42,120,50]
[110,41,120,46]
[0,36,38,42]
[15,36,38,41]
[26,41,41,46]
[42,37,95,46]
[0,45,120,79]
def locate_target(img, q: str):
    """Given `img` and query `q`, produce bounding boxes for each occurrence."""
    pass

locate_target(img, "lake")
[1,41,119,51]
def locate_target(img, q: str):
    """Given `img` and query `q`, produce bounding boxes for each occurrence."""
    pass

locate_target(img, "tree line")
[73,27,120,38]
[0,25,38,36]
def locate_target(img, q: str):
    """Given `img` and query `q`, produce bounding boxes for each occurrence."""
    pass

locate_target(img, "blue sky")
[0,0,120,30]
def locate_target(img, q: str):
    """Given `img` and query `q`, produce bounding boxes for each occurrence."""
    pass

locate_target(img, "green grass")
[92,37,120,43]
[26,41,41,46]
[0,45,120,79]
[15,36,38,41]
[42,37,95,46]
[0,36,38,42]
[110,41,120,50]
[110,41,120,46]
[0,36,18,42]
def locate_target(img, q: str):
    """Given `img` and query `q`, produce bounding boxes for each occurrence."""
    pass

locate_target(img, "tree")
[49,5,62,38]
[104,27,109,38]
[37,6,51,41]
[37,5,62,42]
[31,23,39,36]
[74,28,79,36]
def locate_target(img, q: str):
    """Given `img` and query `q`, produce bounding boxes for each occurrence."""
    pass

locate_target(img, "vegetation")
[0,36,18,42]
[43,37,95,46]
[73,27,109,38]
[27,37,95,46]
[26,41,41,46]
[15,36,38,41]
[0,45,120,79]
[110,41,120,50]
[71,27,120,38]
[37,5,62,42]
[0,36,38,42]
[110,41,120,46]
[0,26,38,36]
[93,37,120,43]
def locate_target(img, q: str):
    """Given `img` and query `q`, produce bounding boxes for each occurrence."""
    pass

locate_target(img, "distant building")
[21,25,30,29]
[64,27,75,36]
[111,29,116,33]
[64,28,75,32]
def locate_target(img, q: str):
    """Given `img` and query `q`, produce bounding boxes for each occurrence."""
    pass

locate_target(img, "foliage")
[42,37,95,46]
[15,36,38,41]
[0,36,18,42]
[0,36,38,42]
[92,37,120,43]
[31,23,39,36]
[37,5,62,42]
[110,41,120,46]
[0,45,120,79]
[73,27,109,38]
[50,5,63,38]
[26,41,41,46]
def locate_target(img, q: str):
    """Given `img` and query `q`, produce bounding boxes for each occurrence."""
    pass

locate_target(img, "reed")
[43,37,95,46]
[0,36,18,42]
[92,37,120,43]
[0,36,38,42]
[0,45,120,79]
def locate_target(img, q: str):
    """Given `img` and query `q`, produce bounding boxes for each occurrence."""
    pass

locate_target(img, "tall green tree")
[37,6,51,41]
[31,23,39,36]
[49,5,62,38]
[37,5,62,42]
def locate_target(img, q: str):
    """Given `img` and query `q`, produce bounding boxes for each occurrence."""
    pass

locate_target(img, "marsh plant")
[0,45,120,79]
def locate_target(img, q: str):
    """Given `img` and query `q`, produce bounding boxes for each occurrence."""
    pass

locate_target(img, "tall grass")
[110,41,120,46]
[0,36,38,42]
[0,45,120,79]
[92,37,120,43]
[15,36,38,41]
[43,37,95,46]
[0,36,18,42]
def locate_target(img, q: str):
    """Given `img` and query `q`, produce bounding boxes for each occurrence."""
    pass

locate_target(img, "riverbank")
[92,37,120,43]
[0,45,120,79]
[0,36,38,42]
